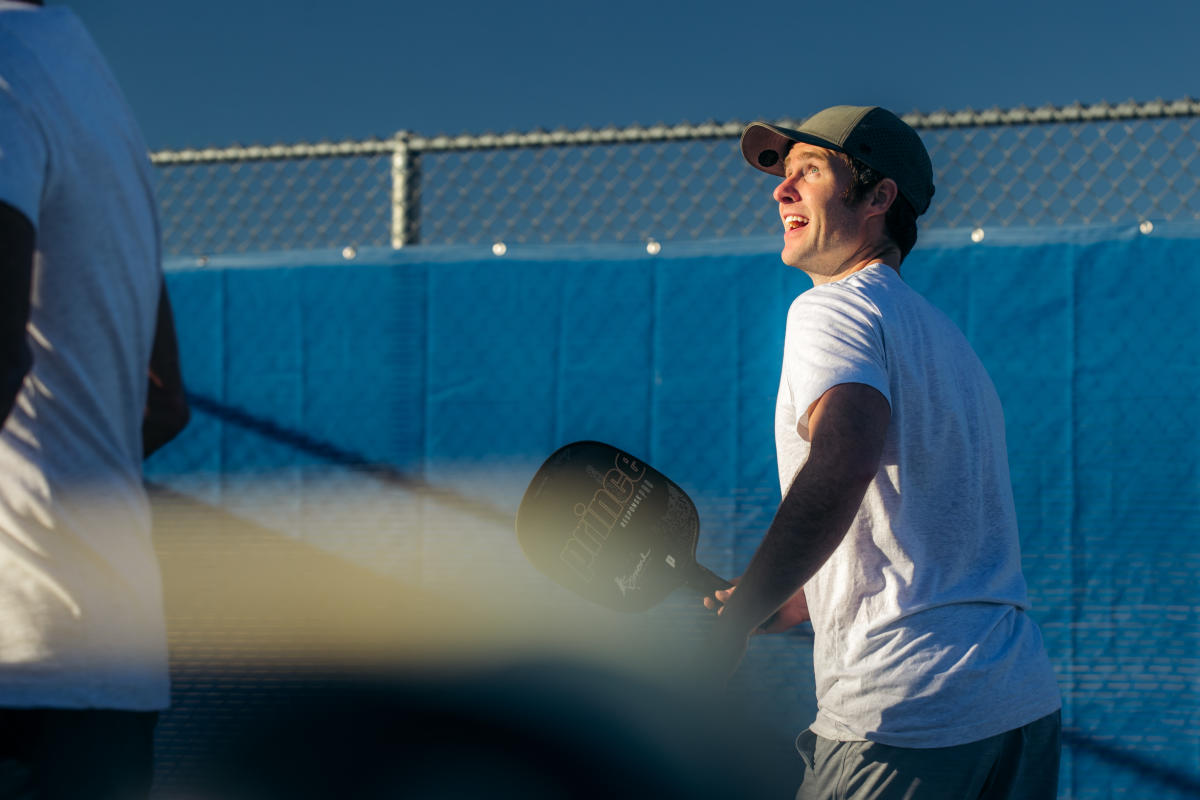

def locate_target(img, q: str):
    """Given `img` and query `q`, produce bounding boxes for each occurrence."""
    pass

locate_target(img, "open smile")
[783,214,809,233]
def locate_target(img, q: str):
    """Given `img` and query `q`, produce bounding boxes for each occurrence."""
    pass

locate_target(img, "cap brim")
[740,122,844,176]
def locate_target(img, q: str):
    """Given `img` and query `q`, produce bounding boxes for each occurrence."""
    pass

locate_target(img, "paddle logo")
[559,451,655,583]
[615,548,653,596]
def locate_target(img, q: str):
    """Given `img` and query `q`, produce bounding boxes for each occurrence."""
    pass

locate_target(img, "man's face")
[772,144,872,280]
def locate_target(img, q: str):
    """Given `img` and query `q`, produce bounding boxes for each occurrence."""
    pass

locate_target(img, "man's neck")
[807,247,902,287]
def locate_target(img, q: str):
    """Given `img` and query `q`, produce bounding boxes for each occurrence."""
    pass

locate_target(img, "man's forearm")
[716,461,872,635]
[715,382,890,637]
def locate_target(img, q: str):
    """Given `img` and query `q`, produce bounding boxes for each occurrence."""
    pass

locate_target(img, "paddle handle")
[687,562,733,595]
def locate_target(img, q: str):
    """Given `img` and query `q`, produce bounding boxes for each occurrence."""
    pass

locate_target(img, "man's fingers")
[703,587,734,613]
[703,581,741,619]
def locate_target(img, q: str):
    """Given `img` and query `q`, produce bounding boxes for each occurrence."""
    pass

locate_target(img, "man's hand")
[702,581,732,616]
[703,580,810,634]
[758,585,810,633]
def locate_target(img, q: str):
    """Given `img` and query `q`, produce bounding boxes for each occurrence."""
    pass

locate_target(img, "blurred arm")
[0,200,35,425]
[143,280,190,458]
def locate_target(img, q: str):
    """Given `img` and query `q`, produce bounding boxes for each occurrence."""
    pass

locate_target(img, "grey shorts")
[795,710,1061,800]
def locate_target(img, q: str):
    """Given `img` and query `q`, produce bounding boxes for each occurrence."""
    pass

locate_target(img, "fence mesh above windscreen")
[152,99,1200,256]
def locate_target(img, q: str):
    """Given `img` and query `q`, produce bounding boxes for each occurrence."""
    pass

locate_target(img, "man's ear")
[868,178,899,218]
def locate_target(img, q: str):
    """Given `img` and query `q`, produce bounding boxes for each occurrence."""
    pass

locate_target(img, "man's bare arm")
[0,200,35,425]
[708,382,890,672]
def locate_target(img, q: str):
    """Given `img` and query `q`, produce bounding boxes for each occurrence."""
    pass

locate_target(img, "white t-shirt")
[0,3,168,709]
[776,263,1060,748]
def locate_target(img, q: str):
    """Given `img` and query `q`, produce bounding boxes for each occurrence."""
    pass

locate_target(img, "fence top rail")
[147,121,748,165]
[149,96,1200,166]
[149,138,399,165]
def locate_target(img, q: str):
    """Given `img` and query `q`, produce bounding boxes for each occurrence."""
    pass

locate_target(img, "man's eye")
[788,164,821,181]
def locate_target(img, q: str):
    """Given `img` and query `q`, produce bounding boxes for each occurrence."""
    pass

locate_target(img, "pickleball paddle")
[516,441,731,612]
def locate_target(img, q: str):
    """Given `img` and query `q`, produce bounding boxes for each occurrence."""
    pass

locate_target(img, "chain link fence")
[152,98,1200,257]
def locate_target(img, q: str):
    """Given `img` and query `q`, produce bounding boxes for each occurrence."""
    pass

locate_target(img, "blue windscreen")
[151,223,1200,799]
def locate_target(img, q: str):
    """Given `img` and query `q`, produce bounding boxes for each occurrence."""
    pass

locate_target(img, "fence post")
[391,131,420,248]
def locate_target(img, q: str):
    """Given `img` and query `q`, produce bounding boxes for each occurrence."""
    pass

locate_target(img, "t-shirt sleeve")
[782,285,891,434]
[0,74,47,227]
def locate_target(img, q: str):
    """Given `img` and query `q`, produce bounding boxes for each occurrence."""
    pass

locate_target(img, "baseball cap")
[740,106,935,216]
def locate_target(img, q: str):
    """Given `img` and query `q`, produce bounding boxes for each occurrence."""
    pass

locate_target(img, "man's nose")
[773,175,798,204]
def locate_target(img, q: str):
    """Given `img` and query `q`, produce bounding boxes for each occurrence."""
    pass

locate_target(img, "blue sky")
[61,0,1198,150]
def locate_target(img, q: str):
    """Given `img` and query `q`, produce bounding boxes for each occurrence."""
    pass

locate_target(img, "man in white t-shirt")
[704,106,1061,798]
[1,1,189,796]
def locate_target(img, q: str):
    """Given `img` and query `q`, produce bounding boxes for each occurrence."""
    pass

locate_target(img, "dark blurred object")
[183,661,798,800]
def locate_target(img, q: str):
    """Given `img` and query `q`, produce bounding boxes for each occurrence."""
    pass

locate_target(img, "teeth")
[783,215,807,230]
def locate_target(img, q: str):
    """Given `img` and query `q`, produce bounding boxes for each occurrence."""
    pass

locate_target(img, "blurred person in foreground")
[0,1,189,796]
[704,106,1062,799]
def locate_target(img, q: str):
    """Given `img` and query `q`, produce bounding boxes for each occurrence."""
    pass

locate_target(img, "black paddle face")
[516,441,708,612]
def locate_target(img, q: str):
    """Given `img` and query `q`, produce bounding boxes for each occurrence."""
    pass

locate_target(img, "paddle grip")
[687,562,733,595]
